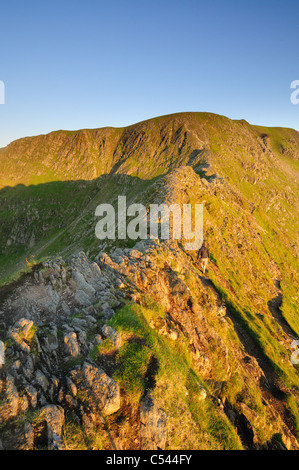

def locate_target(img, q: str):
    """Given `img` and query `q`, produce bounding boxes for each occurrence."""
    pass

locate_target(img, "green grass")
[209,275,299,391]
[113,341,153,404]
[107,300,243,449]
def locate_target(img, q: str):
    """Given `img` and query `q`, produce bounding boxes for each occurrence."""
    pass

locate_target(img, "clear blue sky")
[0,0,298,147]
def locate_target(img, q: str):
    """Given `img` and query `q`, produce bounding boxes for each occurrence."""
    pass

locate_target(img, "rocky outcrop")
[71,362,121,417]
[140,392,167,450]
[0,240,298,450]
[8,318,37,353]
[0,251,126,449]
[41,405,65,450]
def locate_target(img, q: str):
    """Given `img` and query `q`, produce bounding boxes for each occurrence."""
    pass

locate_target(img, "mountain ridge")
[1,112,298,188]
[0,111,299,450]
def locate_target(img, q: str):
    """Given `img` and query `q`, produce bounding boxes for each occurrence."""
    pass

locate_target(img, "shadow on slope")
[0,173,163,286]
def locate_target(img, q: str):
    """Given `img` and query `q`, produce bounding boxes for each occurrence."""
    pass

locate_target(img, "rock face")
[0,251,126,449]
[41,405,65,450]
[64,332,80,357]
[0,246,172,450]
[0,237,297,450]
[71,362,121,417]
[140,393,167,450]
[9,319,35,352]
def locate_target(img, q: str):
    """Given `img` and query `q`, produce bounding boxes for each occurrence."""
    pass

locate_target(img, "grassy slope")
[108,300,243,450]
[0,174,159,284]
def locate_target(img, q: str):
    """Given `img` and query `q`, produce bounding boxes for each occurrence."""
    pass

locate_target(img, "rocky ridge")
[0,236,298,450]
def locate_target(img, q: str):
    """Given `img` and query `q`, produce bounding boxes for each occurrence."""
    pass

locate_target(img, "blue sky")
[0,0,298,147]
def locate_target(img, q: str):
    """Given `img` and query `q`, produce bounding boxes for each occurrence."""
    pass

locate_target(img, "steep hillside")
[0,112,298,450]
[1,112,298,188]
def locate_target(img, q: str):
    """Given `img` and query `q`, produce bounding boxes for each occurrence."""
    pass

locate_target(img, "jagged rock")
[23,355,35,380]
[64,331,80,357]
[66,377,77,397]
[94,334,103,345]
[9,318,35,352]
[72,317,88,328]
[61,301,71,315]
[0,374,19,420]
[129,249,143,259]
[72,269,96,297]
[72,361,121,417]
[35,369,50,393]
[101,303,115,319]
[73,327,88,352]
[74,289,91,306]
[85,314,97,325]
[139,392,167,450]
[42,286,60,314]
[1,420,34,450]
[24,384,38,408]
[41,405,65,450]
[38,324,59,352]
[0,232,298,451]
[101,325,122,348]
[12,360,21,372]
